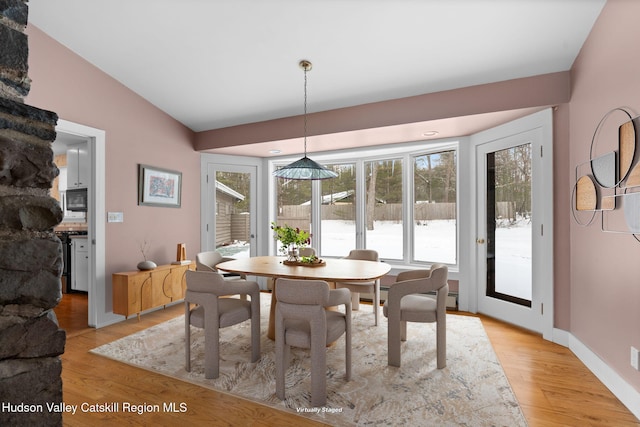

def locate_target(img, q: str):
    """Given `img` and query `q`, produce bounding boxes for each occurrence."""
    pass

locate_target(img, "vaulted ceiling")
[28,0,605,156]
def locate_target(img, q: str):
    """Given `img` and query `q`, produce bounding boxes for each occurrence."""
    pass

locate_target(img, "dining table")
[216,255,391,339]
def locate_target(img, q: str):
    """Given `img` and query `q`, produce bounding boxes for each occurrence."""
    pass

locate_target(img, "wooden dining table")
[216,255,391,339]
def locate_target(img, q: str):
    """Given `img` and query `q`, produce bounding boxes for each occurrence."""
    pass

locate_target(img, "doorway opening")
[52,120,106,329]
[471,109,554,340]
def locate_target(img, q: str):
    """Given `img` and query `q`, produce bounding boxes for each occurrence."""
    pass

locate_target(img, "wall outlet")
[631,347,640,371]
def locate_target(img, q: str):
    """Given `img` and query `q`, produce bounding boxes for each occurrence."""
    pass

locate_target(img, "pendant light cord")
[271,60,338,180]
[303,65,308,157]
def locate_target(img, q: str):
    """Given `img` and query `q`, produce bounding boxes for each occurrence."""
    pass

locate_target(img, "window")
[275,177,312,254]
[320,163,356,257]
[413,150,457,264]
[365,158,403,259]
[272,143,458,266]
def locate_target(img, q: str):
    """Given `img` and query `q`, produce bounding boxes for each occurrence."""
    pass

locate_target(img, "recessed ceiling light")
[269,149,281,154]
[422,131,439,137]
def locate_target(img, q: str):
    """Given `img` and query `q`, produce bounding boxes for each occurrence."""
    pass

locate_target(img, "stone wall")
[0,1,66,426]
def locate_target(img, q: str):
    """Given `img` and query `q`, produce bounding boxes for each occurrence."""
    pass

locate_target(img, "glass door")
[206,163,257,259]
[475,124,551,335]
[485,143,532,306]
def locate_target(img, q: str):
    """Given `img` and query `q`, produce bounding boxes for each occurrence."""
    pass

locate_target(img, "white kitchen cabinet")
[67,142,89,189]
[71,237,89,292]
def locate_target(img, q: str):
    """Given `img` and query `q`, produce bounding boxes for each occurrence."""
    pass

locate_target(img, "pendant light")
[272,60,338,180]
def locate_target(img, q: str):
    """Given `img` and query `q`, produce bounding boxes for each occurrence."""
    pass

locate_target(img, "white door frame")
[200,154,261,255]
[469,109,554,340]
[55,119,106,328]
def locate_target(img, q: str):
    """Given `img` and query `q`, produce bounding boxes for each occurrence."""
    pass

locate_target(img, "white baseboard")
[565,332,640,420]
[552,327,570,347]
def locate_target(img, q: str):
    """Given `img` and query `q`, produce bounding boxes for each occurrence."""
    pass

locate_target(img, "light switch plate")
[107,212,124,223]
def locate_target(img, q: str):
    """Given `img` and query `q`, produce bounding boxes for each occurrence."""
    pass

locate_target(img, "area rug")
[91,293,526,426]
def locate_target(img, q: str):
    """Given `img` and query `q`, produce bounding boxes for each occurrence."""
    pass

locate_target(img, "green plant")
[270,222,310,255]
[300,255,319,264]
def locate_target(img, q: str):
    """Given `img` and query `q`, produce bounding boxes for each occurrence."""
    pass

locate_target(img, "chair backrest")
[428,264,448,290]
[276,278,329,306]
[196,251,223,272]
[344,249,378,262]
[396,264,448,293]
[185,269,225,293]
[395,269,430,282]
[396,263,447,284]
[298,247,316,258]
[276,279,331,330]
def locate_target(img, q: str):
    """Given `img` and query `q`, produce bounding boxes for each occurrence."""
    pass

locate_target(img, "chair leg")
[388,316,402,367]
[275,313,286,401]
[185,303,191,372]
[436,318,446,369]
[310,339,327,407]
[373,280,380,326]
[345,318,352,381]
[204,322,220,379]
[250,297,260,363]
[351,291,360,311]
[401,320,407,341]
[276,343,289,401]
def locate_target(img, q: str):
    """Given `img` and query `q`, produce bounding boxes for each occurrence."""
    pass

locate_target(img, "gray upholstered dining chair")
[184,270,260,379]
[275,278,352,407]
[267,247,316,292]
[196,250,245,280]
[335,249,381,325]
[382,264,448,368]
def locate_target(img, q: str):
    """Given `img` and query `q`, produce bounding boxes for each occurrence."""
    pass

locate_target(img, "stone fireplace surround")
[0,1,66,425]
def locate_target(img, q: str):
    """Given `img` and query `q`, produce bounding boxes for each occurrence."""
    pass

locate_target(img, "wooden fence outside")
[277,203,457,230]
[277,201,516,225]
[257,201,518,243]
[231,213,250,242]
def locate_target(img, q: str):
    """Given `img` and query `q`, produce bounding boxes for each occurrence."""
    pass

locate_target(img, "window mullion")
[356,159,366,249]
[404,152,413,263]
[311,179,321,254]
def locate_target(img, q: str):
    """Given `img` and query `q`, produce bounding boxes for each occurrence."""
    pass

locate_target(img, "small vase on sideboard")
[137,260,157,271]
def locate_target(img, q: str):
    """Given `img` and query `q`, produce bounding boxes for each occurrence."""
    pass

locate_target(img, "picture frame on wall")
[138,164,182,208]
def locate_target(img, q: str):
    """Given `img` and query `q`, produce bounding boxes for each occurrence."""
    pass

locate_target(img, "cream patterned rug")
[91,293,526,426]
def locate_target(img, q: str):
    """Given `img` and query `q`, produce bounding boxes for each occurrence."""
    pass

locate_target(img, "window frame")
[410,148,458,265]
[270,139,460,270]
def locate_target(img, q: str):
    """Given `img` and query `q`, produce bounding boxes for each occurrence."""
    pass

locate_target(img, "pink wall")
[25,26,201,311]
[569,0,640,391]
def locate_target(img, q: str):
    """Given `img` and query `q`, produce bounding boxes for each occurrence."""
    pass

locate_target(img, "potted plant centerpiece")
[271,222,310,262]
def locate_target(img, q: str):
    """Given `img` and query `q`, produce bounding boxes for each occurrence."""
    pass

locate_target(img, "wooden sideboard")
[112,262,195,320]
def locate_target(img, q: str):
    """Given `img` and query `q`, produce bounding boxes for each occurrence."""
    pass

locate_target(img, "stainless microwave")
[66,188,88,211]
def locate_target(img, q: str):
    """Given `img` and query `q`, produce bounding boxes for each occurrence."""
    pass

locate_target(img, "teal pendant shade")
[273,59,337,181]
[273,156,338,180]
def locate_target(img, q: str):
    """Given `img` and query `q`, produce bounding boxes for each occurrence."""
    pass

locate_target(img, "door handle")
[476,238,485,244]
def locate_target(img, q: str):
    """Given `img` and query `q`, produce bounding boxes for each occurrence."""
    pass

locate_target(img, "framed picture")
[138,164,182,208]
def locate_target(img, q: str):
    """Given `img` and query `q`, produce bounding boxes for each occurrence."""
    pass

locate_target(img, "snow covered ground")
[217,219,532,300]
[494,222,532,300]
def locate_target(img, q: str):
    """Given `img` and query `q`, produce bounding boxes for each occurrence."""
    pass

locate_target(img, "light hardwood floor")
[54,293,638,426]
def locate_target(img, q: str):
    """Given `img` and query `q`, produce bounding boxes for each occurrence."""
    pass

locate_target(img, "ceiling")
[28,0,605,157]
